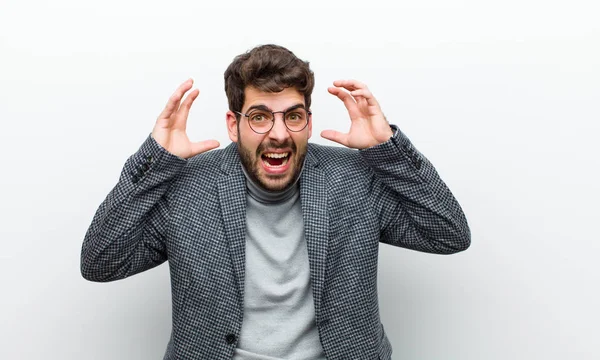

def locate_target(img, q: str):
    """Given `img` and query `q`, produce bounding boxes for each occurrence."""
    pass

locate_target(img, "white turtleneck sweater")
[232,167,326,360]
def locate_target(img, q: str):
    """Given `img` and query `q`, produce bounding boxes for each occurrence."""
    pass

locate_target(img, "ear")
[307,112,313,139]
[226,111,238,142]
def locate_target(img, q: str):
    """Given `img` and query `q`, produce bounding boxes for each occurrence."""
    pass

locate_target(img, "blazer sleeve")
[359,125,471,254]
[80,134,187,282]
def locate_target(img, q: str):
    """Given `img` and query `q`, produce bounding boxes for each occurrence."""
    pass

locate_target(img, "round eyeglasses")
[234,108,311,134]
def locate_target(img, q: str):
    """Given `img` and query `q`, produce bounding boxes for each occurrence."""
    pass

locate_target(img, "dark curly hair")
[224,44,315,118]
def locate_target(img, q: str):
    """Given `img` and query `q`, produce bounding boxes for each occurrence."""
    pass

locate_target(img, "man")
[81,44,470,359]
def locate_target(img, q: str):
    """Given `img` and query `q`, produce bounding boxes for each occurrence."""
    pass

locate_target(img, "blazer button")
[414,159,422,170]
[225,334,237,345]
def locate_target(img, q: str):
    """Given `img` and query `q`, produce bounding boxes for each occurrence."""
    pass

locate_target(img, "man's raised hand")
[151,79,220,159]
[321,80,393,149]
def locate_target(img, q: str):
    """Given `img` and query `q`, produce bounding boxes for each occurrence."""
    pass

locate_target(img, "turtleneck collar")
[241,161,304,204]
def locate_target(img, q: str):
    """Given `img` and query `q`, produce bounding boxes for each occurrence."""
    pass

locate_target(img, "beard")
[237,135,306,192]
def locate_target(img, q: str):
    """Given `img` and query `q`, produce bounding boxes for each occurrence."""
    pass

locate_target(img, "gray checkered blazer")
[81,126,470,359]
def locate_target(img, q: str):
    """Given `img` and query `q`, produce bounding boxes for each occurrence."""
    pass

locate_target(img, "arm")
[80,136,187,281]
[322,80,470,254]
[81,79,220,282]
[360,126,470,254]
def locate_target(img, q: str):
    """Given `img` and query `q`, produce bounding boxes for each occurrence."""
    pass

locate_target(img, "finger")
[320,130,349,147]
[174,88,200,129]
[328,87,362,119]
[350,89,380,107]
[332,79,367,92]
[158,79,193,120]
[190,139,220,156]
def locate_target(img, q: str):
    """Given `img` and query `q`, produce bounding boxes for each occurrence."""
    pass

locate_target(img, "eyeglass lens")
[247,109,308,133]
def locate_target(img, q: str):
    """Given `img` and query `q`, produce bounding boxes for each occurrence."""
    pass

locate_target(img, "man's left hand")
[321,80,394,149]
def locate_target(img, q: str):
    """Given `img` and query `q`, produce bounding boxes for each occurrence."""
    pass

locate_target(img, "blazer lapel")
[300,145,329,320]
[218,143,247,307]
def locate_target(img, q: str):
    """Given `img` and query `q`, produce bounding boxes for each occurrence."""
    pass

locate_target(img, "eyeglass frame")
[234,105,312,134]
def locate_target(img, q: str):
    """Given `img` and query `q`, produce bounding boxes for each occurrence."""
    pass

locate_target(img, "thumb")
[320,130,349,147]
[190,139,220,157]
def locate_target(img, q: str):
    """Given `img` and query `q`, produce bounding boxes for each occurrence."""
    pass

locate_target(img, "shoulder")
[175,143,237,184]
[307,143,365,166]
[187,146,228,169]
[306,143,373,180]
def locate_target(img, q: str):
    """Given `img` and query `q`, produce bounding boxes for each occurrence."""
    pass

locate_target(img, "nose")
[267,113,290,143]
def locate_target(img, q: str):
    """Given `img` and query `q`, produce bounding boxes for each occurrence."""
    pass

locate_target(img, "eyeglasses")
[234,107,311,134]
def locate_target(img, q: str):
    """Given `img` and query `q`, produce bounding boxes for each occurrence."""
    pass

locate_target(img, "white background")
[1,0,599,359]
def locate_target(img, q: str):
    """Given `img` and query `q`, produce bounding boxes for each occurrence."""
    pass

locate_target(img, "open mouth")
[261,152,291,168]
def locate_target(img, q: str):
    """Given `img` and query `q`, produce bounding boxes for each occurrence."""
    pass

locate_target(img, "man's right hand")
[151,79,220,159]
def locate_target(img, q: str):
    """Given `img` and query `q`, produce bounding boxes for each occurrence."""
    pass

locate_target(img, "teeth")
[264,152,289,159]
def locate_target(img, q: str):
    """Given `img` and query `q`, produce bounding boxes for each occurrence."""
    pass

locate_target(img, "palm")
[321,80,393,149]
[151,79,219,159]
[152,127,194,159]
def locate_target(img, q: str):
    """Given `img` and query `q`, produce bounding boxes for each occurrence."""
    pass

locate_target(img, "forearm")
[80,135,187,281]
[360,125,471,254]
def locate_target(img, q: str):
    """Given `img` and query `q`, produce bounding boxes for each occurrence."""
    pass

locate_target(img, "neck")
[241,164,304,204]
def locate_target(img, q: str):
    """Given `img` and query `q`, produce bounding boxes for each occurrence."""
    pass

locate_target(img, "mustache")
[256,140,297,156]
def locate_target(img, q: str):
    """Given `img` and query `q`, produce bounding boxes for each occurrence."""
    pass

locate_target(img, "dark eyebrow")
[283,104,307,112]
[246,103,306,113]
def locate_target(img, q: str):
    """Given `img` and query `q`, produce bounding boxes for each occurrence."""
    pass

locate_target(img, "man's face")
[226,86,312,191]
